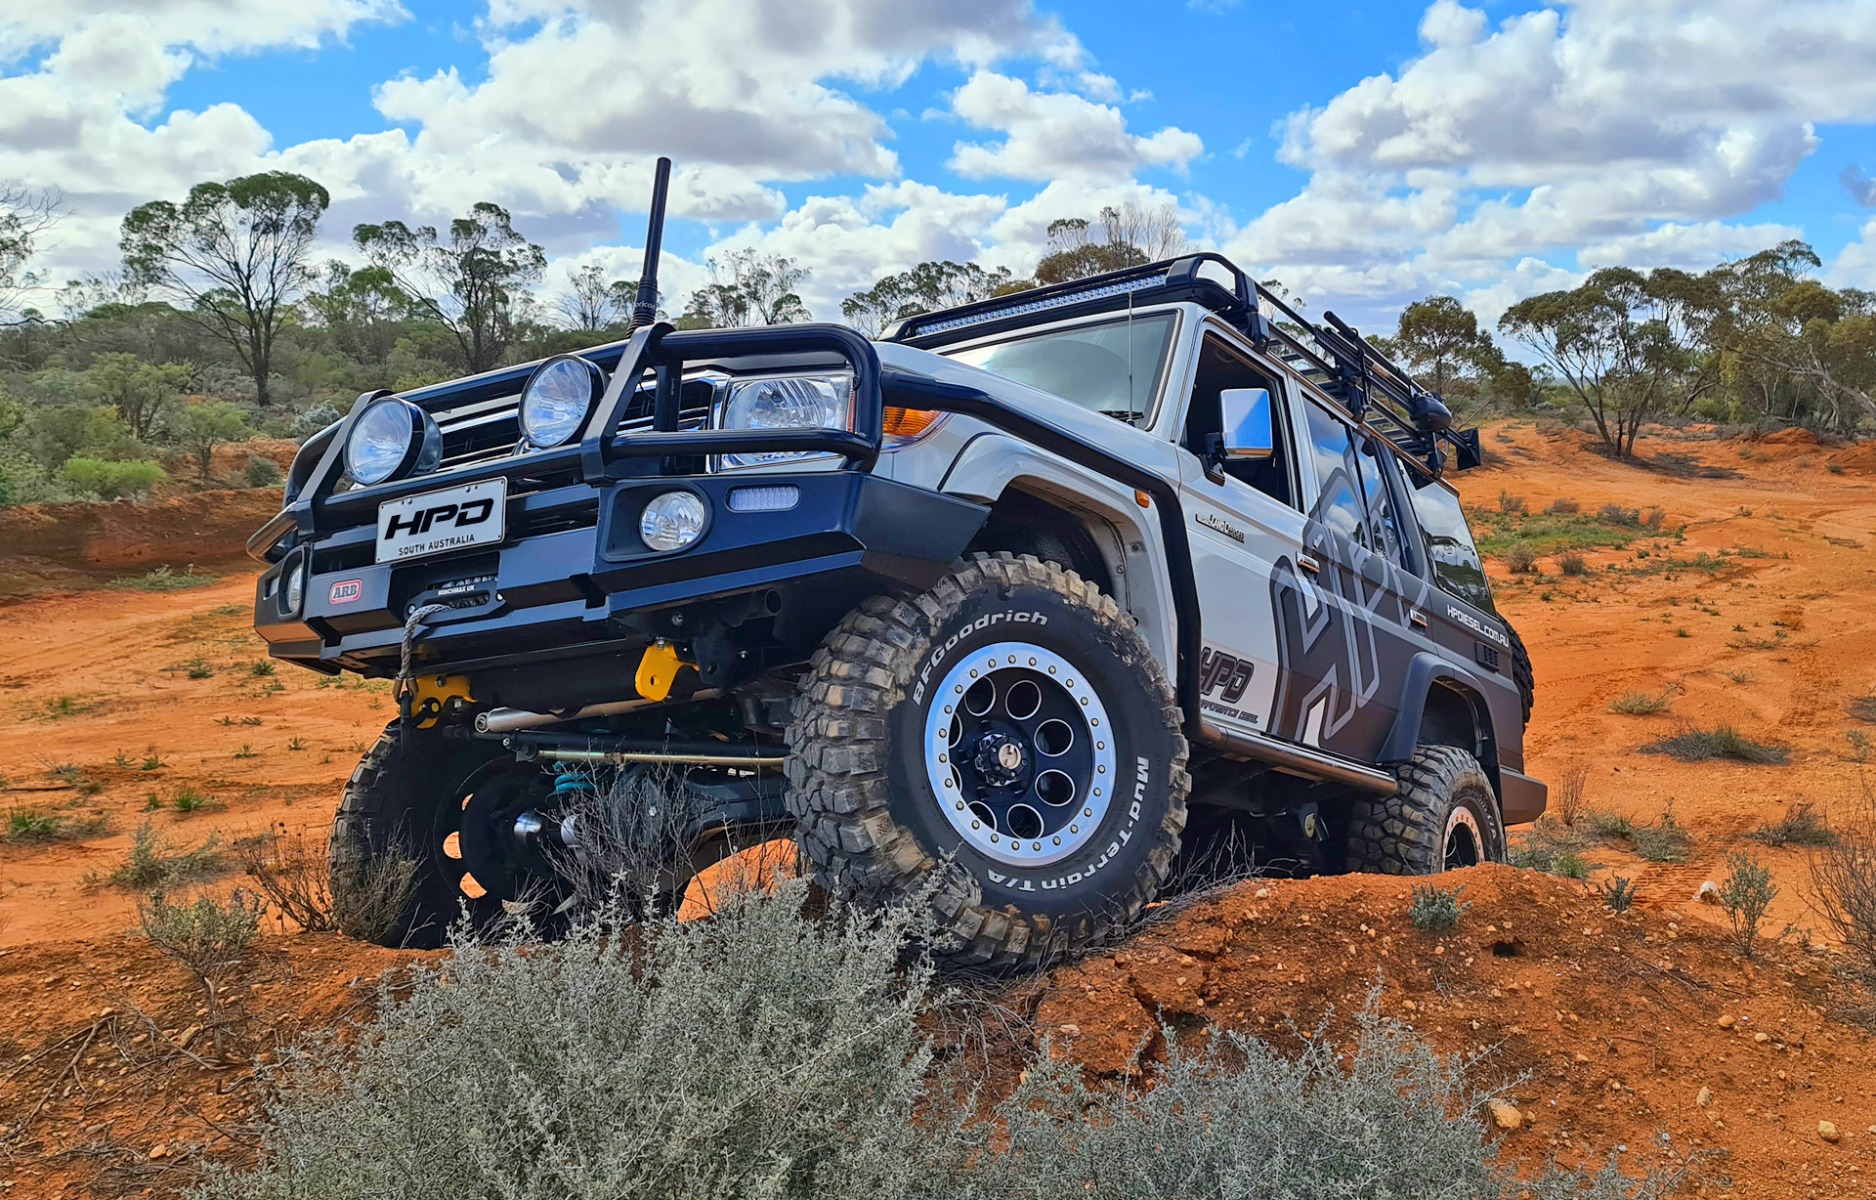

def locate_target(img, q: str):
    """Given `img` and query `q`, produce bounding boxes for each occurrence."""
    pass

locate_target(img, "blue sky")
[5,0,1876,328]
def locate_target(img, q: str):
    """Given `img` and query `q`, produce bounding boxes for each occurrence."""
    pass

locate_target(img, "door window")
[1299,402,1365,543]
[1408,479,1496,612]
[1354,437,1409,565]
[1180,334,1297,508]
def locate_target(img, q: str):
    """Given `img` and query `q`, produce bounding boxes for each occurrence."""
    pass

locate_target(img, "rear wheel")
[787,554,1188,969]
[1345,744,1505,875]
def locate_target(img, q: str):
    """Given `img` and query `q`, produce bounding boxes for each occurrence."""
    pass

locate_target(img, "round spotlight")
[520,355,604,449]
[639,491,707,552]
[344,397,440,486]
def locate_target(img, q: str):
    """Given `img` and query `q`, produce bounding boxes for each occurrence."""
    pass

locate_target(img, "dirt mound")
[1023,866,1876,1196]
[0,933,418,1198]
[0,490,277,601]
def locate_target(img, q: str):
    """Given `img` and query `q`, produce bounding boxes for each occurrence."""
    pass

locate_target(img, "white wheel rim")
[923,640,1117,868]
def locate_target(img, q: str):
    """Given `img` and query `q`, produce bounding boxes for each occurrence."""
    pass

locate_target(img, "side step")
[1195,720,1398,795]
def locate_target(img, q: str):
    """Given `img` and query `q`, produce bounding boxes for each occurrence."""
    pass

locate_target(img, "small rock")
[1055,1024,1080,1036]
[1694,881,1721,905]
[1754,1032,1771,1044]
[1696,1087,1714,1108]
[177,1025,201,1050]
[1489,1099,1524,1131]
[1819,1120,1840,1143]
[1717,1015,1736,1029]
[149,1144,169,1160]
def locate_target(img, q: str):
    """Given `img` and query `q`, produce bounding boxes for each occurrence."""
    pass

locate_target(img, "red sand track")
[3,423,1876,1196]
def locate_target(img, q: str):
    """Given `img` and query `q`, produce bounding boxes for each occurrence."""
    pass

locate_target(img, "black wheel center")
[973,731,1028,784]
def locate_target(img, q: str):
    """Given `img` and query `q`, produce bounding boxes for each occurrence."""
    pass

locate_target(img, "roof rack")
[887,252,1480,477]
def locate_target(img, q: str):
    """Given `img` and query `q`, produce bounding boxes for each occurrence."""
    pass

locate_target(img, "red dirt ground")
[4,423,1876,1196]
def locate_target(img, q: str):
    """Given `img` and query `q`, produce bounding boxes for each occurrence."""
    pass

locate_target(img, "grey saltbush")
[199,884,1674,1200]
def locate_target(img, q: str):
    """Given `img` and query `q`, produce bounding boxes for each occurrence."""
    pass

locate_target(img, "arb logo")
[329,579,364,605]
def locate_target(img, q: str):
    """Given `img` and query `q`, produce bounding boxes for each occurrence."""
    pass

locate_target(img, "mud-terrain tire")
[786,553,1188,970]
[330,722,521,948]
[1506,621,1534,725]
[1346,745,1505,875]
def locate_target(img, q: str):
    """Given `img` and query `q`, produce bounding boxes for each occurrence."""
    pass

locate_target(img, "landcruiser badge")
[1196,511,1245,542]
[329,579,363,605]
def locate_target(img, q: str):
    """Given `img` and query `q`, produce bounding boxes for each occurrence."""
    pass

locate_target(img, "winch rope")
[394,602,452,736]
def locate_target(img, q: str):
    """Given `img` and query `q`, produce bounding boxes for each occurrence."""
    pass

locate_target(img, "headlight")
[716,374,852,469]
[344,397,440,486]
[639,491,707,552]
[520,355,604,449]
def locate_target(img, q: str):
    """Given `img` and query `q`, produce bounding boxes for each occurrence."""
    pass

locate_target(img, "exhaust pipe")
[475,689,722,734]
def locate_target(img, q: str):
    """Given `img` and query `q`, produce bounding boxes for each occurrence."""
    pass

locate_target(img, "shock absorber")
[511,767,590,855]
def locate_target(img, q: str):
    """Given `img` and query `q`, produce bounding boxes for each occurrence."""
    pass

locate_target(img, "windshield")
[942,313,1176,424]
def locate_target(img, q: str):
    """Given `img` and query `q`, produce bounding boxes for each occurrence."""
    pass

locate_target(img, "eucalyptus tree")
[121,172,330,406]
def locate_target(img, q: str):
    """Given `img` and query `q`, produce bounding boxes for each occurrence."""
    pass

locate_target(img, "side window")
[1354,436,1408,566]
[1181,334,1297,509]
[1299,402,1365,543]
[1407,479,1496,612]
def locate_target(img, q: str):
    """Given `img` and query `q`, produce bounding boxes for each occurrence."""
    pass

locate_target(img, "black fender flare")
[1379,652,1498,788]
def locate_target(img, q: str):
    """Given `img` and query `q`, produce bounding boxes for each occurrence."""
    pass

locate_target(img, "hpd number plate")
[375,477,507,564]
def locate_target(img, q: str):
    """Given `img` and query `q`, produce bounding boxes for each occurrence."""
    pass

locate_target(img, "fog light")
[283,559,306,615]
[640,491,707,552]
[726,484,800,513]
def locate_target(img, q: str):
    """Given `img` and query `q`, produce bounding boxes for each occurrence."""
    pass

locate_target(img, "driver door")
[1174,331,1309,738]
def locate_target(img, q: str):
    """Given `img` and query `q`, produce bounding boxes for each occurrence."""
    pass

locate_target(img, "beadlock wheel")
[923,641,1117,867]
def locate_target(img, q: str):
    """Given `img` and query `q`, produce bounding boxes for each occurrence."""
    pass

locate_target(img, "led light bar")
[905,272,1167,337]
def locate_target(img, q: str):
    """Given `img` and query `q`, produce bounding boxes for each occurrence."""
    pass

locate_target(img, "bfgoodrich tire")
[1346,744,1506,875]
[786,554,1188,969]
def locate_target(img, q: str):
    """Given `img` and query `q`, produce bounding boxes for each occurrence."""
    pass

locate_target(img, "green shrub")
[1640,725,1789,764]
[196,884,1666,1200]
[100,820,224,889]
[244,455,283,488]
[1609,689,1674,716]
[1588,811,1635,839]
[107,564,216,592]
[1632,814,1693,864]
[1408,883,1467,931]
[1599,503,1641,527]
[1747,802,1834,848]
[1498,490,1528,514]
[61,455,166,500]
[1504,542,1538,574]
[1718,852,1777,959]
[1598,876,1636,913]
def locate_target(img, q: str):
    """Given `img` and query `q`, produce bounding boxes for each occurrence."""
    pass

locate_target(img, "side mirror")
[1218,388,1275,459]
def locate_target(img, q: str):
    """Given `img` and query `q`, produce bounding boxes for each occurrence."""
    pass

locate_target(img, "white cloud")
[1827,217,1876,288]
[947,71,1202,182]
[1576,221,1806,271]
[0,1,405,60]
[1255,0,1876,304]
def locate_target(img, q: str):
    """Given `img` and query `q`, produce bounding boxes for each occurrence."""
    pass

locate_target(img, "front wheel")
[1345,744,1506,875]
[787,554,1189,970]
[330,724,559,947]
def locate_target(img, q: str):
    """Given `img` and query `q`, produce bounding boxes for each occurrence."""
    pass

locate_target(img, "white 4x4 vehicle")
[252,166,1541,967]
